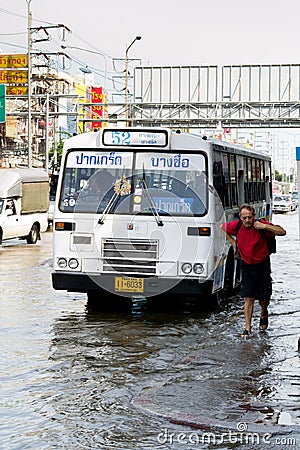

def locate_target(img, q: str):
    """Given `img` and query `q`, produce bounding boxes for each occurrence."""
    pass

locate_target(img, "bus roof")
[63,128,271,161]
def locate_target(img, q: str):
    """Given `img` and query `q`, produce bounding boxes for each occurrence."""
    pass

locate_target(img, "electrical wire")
[0,39,27,50]
[0,4,139,104]
[0,7,27,19]
[0,32,27,36]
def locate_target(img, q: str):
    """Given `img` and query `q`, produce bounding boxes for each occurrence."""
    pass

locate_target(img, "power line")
[0,32,27,36]
[0,7,26,19]
[0,39,28,50]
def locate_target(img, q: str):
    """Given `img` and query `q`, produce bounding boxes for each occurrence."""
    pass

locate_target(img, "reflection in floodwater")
[0,213,299,449]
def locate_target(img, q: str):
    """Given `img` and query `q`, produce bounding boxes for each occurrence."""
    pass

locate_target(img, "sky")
[1,0,300,174]
[1,0,300,102]
[1,0,300,73]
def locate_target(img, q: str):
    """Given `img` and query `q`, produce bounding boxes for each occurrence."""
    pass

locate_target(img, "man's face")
[239,208,255,228]
[89,177,102,194]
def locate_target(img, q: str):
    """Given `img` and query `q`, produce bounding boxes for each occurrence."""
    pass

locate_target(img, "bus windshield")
[59,150,207,216]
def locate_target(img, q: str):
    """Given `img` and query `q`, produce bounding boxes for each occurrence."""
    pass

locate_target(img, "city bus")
[51,128,272,305]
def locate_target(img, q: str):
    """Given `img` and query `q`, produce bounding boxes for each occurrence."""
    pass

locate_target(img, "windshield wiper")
[98,172,164,227]
[98,174,128,225]
[97,190,120,225]
[140,176,164,227]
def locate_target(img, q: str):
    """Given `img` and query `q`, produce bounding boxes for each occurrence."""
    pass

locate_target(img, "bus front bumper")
[51,271,211,297]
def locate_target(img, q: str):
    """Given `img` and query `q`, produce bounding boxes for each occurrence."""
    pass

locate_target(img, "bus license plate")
[115,277,144,293]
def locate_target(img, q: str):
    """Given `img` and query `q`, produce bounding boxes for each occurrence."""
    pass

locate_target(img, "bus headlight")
[57,258,67,268]
[68,258,79,269]
[181,263,192,274]
[193,263,204,274]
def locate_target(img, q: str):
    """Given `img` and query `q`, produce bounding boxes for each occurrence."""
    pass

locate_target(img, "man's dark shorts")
[240,257,272,301]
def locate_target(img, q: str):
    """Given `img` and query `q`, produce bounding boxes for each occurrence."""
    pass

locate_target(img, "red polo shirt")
[222,219,274,265]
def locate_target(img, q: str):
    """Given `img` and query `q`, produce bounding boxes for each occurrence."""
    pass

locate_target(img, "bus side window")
[213,161,225,205]
[243,157,249,203]
[247,157,253,202]
[230,154,238,207]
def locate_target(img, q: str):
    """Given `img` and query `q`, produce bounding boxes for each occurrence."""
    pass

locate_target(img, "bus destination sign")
[102,129,168,147]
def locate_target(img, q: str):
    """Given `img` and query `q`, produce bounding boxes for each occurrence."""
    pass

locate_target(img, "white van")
[0,168,49,244]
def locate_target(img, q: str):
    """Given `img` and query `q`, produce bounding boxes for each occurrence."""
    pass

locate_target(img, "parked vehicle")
[0,168,49,244]
[273,194,296,213]
[291,191,298,208]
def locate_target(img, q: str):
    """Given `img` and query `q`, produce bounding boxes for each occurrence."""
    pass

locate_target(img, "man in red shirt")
[221,204,286,337]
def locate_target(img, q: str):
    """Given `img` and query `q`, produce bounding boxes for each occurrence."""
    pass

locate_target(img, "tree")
[49,140,64,169]
[274,170,282,182]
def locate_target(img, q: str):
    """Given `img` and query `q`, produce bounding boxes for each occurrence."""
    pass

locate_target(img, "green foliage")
[49,140,64,169]
[274,170,282,182]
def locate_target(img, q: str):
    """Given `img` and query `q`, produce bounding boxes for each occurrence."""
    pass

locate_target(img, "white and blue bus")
[51,128,272,304]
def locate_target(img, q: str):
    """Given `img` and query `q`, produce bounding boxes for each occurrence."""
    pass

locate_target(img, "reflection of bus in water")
[52,128,272,304]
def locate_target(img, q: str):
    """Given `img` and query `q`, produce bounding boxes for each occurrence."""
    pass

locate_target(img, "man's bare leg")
[259,299,269,330]
[241,297,255,336]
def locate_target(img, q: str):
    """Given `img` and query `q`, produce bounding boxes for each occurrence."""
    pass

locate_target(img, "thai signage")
[0,55,28,95]
[66,151,133,169]
[91,87,104,130]
[5,86,27,95]
[0,70,28,84]
[75,84,108,131]
[0,54,28,69]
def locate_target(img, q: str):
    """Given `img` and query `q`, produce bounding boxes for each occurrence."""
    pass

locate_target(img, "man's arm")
[254,221,286,236]
[220,224,237,248]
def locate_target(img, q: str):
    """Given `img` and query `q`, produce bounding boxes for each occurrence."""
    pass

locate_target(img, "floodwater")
[0,213,299,449]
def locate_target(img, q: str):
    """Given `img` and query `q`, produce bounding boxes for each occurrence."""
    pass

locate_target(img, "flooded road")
[0,213,299,449]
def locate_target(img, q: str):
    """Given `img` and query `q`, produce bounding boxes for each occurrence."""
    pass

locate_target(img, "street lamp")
[61,44,107,88]
[79,66,92,74]
[125,36,141,122]
[26,0,32,169]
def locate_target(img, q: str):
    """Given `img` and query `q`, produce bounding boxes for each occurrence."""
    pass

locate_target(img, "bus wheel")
[87,290,132,311]
[87,291,99,310]
[26,224,39,244]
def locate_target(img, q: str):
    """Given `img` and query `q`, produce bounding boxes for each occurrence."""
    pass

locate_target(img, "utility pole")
[26,0,32,169]
[296,147,300,240]
[25,9,70,169]
[45,93,49,173]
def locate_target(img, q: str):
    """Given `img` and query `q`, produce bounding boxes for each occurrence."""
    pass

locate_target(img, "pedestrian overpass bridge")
[113,63,300,128]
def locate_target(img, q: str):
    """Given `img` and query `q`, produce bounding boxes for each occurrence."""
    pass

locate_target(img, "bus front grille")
[102,238,158,275]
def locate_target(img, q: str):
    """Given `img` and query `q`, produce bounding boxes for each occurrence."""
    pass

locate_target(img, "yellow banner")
[0,70,28,84]
[6,86,28,95]
[0,54,28,68]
